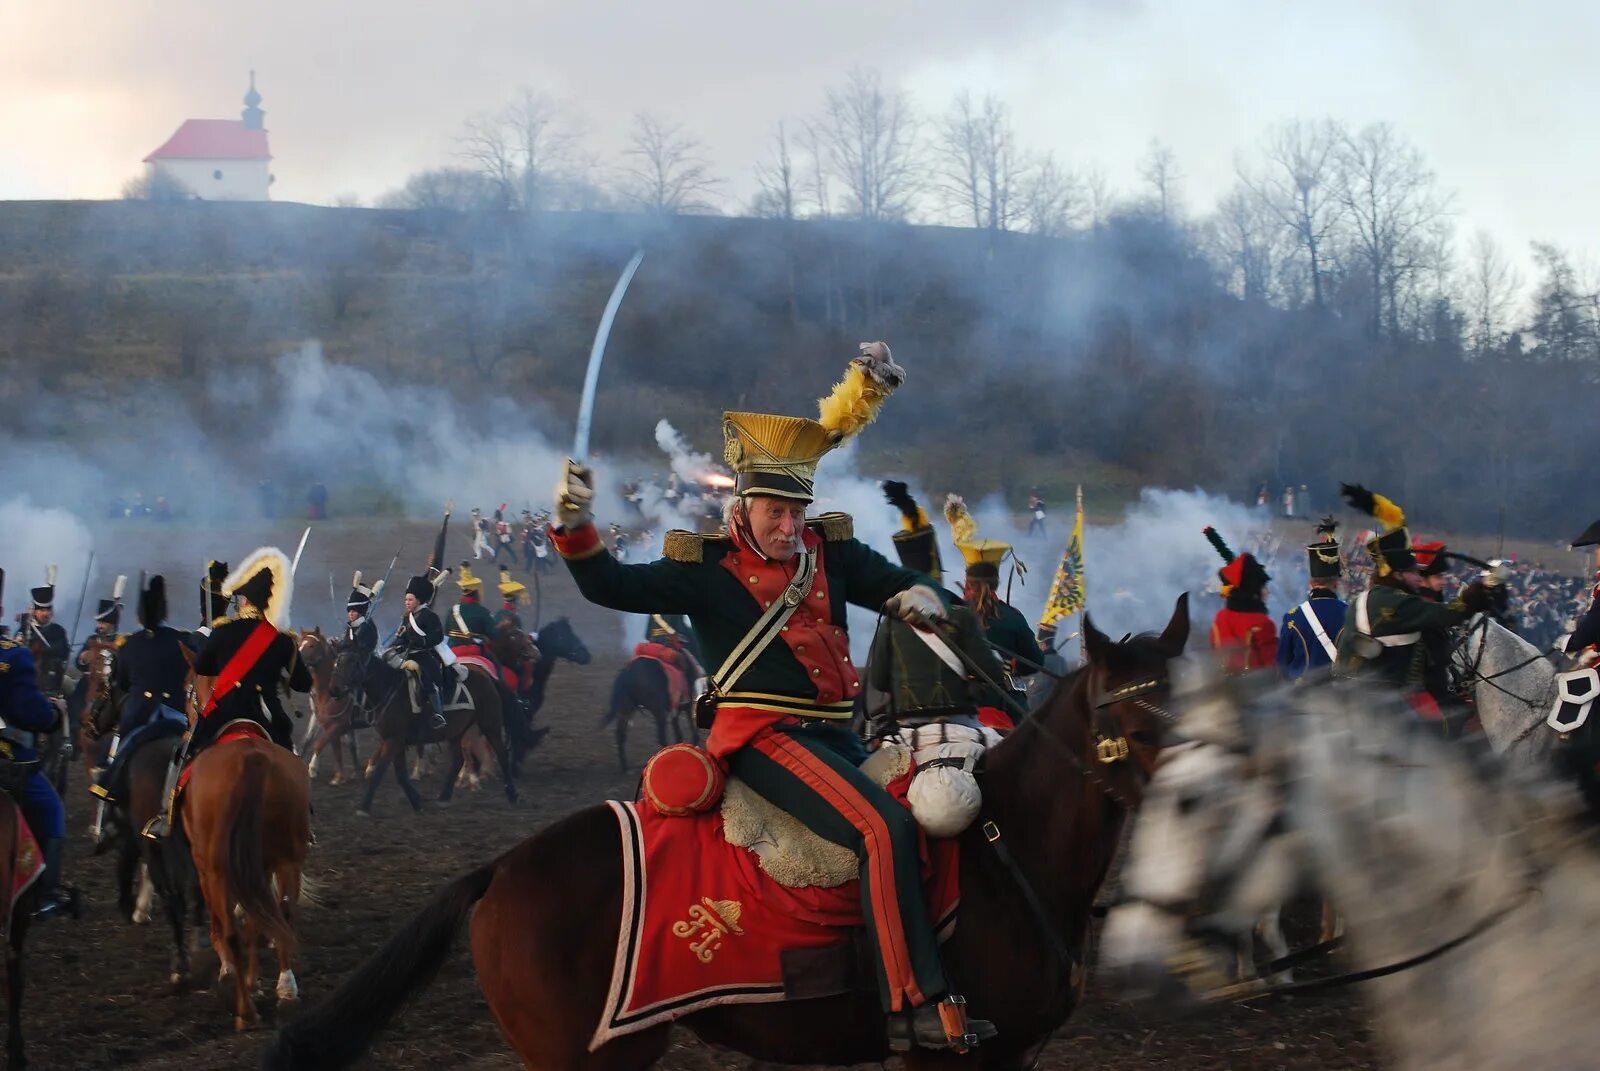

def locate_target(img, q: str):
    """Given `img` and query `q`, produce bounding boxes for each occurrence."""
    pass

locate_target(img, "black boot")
[430,686,447,730]
[888,996,997,1053]
[141,753,182,841]
[31,838,79,922]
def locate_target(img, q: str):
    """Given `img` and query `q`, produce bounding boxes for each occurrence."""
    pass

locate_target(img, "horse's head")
[298,627,334,675]
[1098,659,1297,1007]
[1064,592,1191,798]
[495,620,541,665]
[328,645,367,702]
[80,635,121,739]
[537,618,590,666]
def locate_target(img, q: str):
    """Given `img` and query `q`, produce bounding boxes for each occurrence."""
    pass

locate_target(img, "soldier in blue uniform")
[92,578,191,803]
[1277,517,1348,682]
[344,571,381,658]
[21,567,70,696]
[385,574,447,730]
[0,627,77,919]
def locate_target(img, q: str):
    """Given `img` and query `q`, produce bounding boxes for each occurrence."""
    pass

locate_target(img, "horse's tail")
[601,662,633,727]
[260,861,497,1071]
[224,749,296,958]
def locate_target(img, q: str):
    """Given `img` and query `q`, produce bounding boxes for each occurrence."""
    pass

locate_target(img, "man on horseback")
[385,574,448,731]
[0,635,77,920]
[145,549,312,840]
[92,577,190,804]
[1568,519,1600,659]
[1203,525,1278,674]
[943,494,1047,717]
[551,343,998,1053]
[450,563,496,643]
[21,567,69,697]
[1334,484,1507,724]
[1277,517,1347,682]
[495,567,527,631]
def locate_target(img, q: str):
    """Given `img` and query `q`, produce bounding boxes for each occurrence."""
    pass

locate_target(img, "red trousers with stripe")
[726,723,946,1013]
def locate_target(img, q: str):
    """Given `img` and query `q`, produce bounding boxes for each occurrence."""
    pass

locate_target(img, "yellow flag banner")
[1040,485,1085,629]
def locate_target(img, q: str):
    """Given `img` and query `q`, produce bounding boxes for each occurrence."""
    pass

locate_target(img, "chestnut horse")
[179,649,312,1031]
[297,630,362,787]
[264,595,1190,1071]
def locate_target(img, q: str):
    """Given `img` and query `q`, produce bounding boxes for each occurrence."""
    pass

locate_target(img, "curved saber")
[573,249,646,462]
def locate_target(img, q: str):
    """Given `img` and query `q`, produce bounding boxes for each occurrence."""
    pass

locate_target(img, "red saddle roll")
[640,743,726,817]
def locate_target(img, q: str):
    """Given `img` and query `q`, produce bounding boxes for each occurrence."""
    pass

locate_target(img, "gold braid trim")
[808,513,854,541]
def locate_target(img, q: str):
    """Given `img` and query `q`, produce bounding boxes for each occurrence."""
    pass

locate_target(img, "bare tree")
[1083,165,1115,228]
[1138,139,1184,222]
[933,91,1020,231]
[1018,152,1083,238]
[801,122,832,219]
[1239,119,1346,309]
[619,113,722,214]
[1208,183,1289,304]
[1458,231,1521,355]
[752,121,800,221]
[457,88,581,213]
[817,67,921,221]
[1335,122,1452,340]
[376,167,504,212]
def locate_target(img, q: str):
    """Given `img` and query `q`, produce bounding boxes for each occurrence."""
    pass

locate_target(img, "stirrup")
[888,997,995,1054]
[141,815,170,841]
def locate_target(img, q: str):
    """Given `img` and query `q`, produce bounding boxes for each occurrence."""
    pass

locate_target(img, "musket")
[67,550,95,648]
[425,504,452,610]
[366,547,402,619]
[329,573,338,621]
[572,249,646,463]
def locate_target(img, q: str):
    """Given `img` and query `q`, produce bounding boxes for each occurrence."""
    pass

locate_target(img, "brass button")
[833,628,842,637]
[748,576,759,584]
[811,668,821,677]
[815,591,824,599]
[796,644,806,653]
[780,625,789,633]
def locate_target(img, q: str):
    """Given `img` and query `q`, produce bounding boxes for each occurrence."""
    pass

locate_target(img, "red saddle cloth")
[591,795,960,1050]
[632,643,690,709]
[176,719,269,795]
[452,644,525,693]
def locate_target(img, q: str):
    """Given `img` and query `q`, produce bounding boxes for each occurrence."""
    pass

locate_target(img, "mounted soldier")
[450,563,496,644]
[1568,519,1600,660]
[495,566,528,631]
[944,494,1048,718]
[21,566,69,696]
[1277,517,1348,682]
[341,569,383,707]
[1334,484,1506,724]
[550,342,997,1052]
[92,577,190,804]
[0,629,76,920]
[868,481,1012,739]
[145,548,312,839]
[71,575,127,714]
[384,573,448,731]
[1203,525,1278,674]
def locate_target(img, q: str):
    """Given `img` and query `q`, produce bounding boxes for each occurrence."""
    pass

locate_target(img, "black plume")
[880,480,919,523]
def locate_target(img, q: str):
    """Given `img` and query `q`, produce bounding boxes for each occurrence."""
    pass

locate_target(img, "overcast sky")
[2,1,1594,282]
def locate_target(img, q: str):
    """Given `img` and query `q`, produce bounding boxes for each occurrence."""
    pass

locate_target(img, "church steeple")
[241,71,265,131]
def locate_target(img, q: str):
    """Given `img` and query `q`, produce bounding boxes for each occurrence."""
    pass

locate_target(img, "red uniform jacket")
[1210,608,1279,674]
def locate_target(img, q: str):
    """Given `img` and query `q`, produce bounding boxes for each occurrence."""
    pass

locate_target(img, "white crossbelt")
[1352,592,1420,647]
[1297,600,1339,661]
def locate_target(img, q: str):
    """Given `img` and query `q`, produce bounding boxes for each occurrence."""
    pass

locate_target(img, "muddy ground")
[18,519,1381,1069]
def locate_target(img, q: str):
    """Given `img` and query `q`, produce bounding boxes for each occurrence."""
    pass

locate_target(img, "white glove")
[554,459,595,528]
[885,585,946,627]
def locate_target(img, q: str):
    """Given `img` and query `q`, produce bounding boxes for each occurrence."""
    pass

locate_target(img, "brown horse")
[75,635,120,792]
[0,788,41,1070]
[264,595,1190,1071]
[339,652,516,816]
[601,657,697,771]
[179,651,313,1031]
[297,630,362,787]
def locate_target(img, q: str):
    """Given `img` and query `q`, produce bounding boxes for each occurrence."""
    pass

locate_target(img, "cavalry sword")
[572,249,645,462]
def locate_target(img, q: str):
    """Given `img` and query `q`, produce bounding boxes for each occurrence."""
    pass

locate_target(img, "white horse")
[1101,668,1600,1071]
[1452,613,1563,766]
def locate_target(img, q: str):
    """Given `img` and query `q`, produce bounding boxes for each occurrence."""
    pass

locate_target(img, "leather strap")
[709,547,818,696]
[1297,600,1339,661]
[1354,592,1420,647]
[200,620,277,718]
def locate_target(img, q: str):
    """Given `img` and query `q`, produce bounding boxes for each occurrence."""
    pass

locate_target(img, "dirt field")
[19,519,1383,1069]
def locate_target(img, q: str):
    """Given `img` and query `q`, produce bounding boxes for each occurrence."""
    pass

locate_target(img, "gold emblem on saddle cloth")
[672,896,746,963]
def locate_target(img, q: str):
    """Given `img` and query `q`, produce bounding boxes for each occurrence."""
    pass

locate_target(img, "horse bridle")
[1451,615,1559,711]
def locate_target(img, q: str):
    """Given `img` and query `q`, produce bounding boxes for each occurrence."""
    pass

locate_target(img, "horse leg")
[274,865,300,1006]
[132,860,155,926]
[438,737,465,803]
[303,721,324,779]
[153,849,190,992]
[392,747,423,813]
[346,725,361,777]
[654,707,671,749]
[615,711,629,772]
[6,911,26,1071]
[1257,906,1292,985]
[236,915,260,1031]
[357,740,389,817]
[115,833,139,920]
[485,718,518,804]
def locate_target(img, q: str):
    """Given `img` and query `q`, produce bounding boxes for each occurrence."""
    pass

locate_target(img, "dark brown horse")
[264,595,1190,1071]
[181,648,312,1031]
[601,657,697,771]
[338,652,516,816]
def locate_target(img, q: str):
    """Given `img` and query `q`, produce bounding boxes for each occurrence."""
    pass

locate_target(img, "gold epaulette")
[210,615,231,629]
[809,512,854,541]
[113,634,127,649]
[664,530,730,564]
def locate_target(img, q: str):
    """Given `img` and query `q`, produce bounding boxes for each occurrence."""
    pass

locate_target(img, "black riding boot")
[430,685,447,730]
[31,838,78,922]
